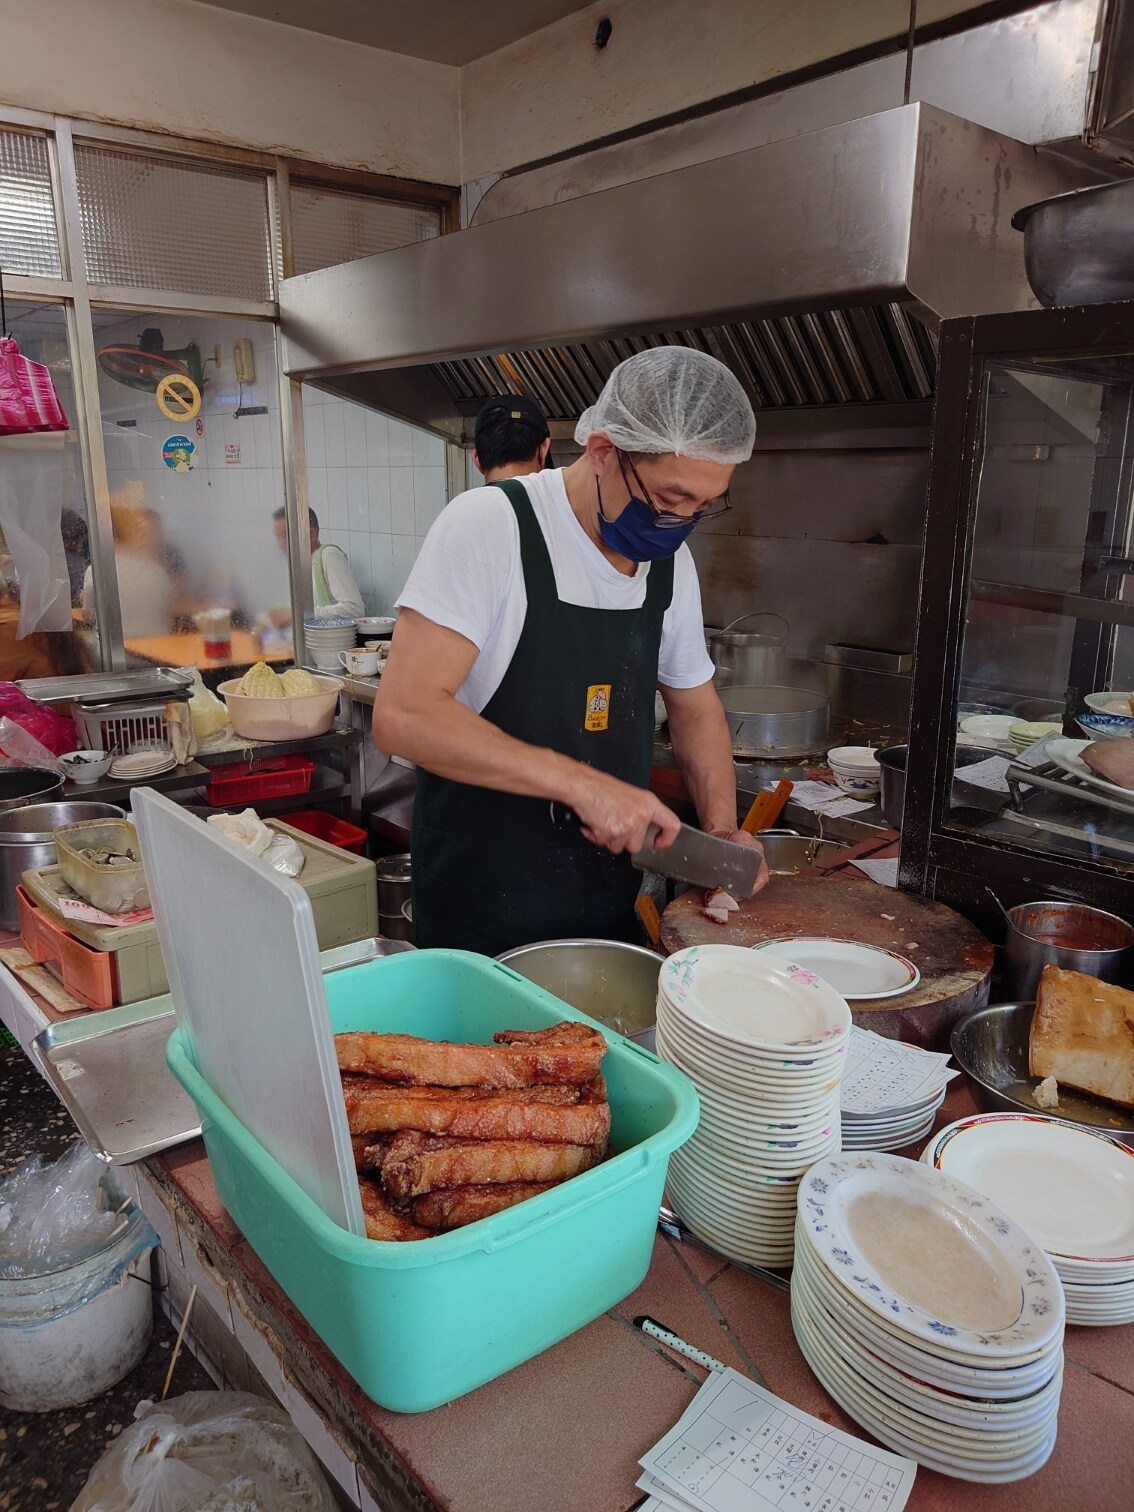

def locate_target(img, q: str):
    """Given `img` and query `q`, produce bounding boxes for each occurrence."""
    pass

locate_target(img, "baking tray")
[30,995,198,1164]
[17,667,194,704]
[27,939,397,1164]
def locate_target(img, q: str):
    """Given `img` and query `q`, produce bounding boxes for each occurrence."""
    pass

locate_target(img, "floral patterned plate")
[797,1153,1064,1358]
[659,944,851,1051]
[750,937,920,1001]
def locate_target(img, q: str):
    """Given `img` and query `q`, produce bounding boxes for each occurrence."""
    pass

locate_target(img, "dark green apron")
[412,478,673,956]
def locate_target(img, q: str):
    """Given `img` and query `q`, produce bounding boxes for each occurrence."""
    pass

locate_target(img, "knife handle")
[741,779,793,834]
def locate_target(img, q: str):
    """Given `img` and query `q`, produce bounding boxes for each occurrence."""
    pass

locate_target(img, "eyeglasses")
[618,451,731,529]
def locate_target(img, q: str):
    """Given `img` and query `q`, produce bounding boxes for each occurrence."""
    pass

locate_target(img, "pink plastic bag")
[0,682,76,755]
[0,336,69,436]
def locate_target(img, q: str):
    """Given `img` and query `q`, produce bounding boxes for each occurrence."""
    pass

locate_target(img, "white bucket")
[0,1207,157,1412]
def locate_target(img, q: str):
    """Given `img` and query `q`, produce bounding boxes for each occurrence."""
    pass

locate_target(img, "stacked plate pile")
[304,616,358,671]
[1008,719,1060,753]
[924,1112,1134,1327]
[840,1037,953,1151]
[655,944,851,1268]
[110,743,176,780]
[792,1153,1065,1483]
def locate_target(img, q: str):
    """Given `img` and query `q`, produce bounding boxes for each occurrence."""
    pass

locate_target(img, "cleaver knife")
[631,824,763,894]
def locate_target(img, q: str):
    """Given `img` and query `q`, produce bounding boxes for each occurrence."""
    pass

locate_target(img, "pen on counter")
[633,1315,728,1374]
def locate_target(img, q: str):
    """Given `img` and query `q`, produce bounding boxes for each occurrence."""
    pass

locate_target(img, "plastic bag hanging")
[0,268,70,436]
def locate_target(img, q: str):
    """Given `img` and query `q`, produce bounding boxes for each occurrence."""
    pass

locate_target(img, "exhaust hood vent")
[430,303,937,422]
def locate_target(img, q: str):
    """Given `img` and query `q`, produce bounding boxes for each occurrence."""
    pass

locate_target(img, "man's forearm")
[667,698,739,835]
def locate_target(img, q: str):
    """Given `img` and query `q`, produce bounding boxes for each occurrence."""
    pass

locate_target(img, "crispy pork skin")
[379,1130,605,1201]
[335,1021,606,1087]
[343,1075,610,1144]
[1030,965,1134,1109]
[412,1182,556,1230]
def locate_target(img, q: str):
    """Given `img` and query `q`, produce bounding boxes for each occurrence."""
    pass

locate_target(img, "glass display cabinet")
[901,302,1134,934]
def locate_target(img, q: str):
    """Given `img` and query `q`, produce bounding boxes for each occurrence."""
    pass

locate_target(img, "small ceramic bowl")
[1076,712,1134,742]
[60,749,113,785]
[1086,691,1134,715]
[826,746,881,796]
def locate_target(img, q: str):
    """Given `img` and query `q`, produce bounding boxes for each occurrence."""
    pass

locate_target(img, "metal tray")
[17,667,194,704]
[31,995,199,1164]
[28,939,406,1163]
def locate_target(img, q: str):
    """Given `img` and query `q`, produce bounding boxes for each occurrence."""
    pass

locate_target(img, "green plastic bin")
[166,949,698,1413]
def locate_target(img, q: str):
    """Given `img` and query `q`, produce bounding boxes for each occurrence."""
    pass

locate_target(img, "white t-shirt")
[397,469,715,712]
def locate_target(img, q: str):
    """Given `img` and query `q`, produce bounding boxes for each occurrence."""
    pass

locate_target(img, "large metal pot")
[718,685,829,758]
[708,613,788,687]
[0,801,125,932]
[496,938,662,1050]
[1001,900,1134,1002]
[1012,179,1134,309]
[876,744,1011,831]
[0,768,65,813]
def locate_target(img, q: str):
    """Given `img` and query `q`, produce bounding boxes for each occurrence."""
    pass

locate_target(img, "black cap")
[474,393,550,443]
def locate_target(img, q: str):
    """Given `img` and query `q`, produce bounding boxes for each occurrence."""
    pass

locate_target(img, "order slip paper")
[639,1367,916,1512]
[769,780,873,820]
[839,1027,958,1116]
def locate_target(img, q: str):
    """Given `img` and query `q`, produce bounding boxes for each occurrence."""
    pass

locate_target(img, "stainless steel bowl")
[1012,179,1134,309]
[758,830,842,874]
[496,938,662,1050]
[950,1000,1134,1148]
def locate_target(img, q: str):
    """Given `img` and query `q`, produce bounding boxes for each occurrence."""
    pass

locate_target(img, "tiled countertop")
[149,1080,1134,1512]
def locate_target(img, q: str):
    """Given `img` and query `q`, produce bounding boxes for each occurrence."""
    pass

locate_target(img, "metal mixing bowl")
[950,1000,1134,1148]
[496,938,662,1050]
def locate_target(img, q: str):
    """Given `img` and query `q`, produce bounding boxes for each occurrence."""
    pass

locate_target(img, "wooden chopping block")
[659,872,993,1049]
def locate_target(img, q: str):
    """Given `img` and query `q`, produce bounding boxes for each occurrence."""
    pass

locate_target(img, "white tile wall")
[302,390,450,612]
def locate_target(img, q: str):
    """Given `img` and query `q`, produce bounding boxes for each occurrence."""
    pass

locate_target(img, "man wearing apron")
[374,348,765,956]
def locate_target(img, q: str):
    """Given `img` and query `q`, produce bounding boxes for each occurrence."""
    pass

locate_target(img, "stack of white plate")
[304,616,358,671]
[655,944,851,1268]
[924,1112,1134,1327]
[792,1153,1065,1483]
[1008,719,1061,752]
[110,743,176,780]
[841,1086,948,1151]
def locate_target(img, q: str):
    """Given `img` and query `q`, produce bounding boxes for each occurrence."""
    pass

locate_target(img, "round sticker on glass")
[162,435,196,473]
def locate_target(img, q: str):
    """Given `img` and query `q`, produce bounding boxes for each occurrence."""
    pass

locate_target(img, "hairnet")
[574,347,756,463]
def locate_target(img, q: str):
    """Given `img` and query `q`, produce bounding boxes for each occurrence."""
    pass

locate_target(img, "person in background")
[80,503,177,639]
[472,394,551,483]
[270,506,365,625]
[374,346,767,955]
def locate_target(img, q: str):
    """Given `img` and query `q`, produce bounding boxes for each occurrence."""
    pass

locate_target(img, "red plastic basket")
[284,809,368,855]
[205,755,316,807]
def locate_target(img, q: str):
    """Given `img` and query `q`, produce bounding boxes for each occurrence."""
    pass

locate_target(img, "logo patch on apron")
[584,683,611,731]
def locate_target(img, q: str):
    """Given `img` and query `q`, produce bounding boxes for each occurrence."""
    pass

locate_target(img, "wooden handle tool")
[635,894,662,949]
[741,779,793,834]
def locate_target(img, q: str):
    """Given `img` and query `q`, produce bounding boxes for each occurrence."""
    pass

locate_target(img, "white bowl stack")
[655,944,851,1268]
[303,616,358,671]
[924,1112,1134,1327]
[826,745,881,796]
[792,1153,1065,1483]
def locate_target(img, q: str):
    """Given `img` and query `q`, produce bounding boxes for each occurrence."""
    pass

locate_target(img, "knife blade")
[631,823,763,893]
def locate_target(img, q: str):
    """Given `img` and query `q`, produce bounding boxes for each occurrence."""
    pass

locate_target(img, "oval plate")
[750,936,920,1000]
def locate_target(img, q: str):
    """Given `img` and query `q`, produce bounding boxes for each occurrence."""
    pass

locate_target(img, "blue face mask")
[596,492,696,562]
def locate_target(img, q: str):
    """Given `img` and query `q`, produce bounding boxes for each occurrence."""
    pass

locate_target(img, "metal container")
[0,768,64,813]
[718,685,829,758]
[0,802,124,932]
[951,1001,1134,1148]
[757,830,842,874]
[708,613,788,688]
[876,743,1009,831]
[496,938,663,1051]
[375,853,411,915]
[1000,900,1134,1003]
[1012,179,1134,309]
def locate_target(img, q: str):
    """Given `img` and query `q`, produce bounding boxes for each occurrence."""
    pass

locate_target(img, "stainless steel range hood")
[279,103,1084,441]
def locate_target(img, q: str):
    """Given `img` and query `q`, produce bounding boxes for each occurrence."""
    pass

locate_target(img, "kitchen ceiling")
[192,0,595,65]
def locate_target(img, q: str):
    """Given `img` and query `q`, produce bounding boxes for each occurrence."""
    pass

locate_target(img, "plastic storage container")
[205,755,316,806]
[216,674,342,742]
[284,810,367,855]
[166,950,698,1413]
[54,818,149,914]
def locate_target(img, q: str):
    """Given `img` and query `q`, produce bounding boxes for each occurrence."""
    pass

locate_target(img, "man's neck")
[483,460,540,483]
